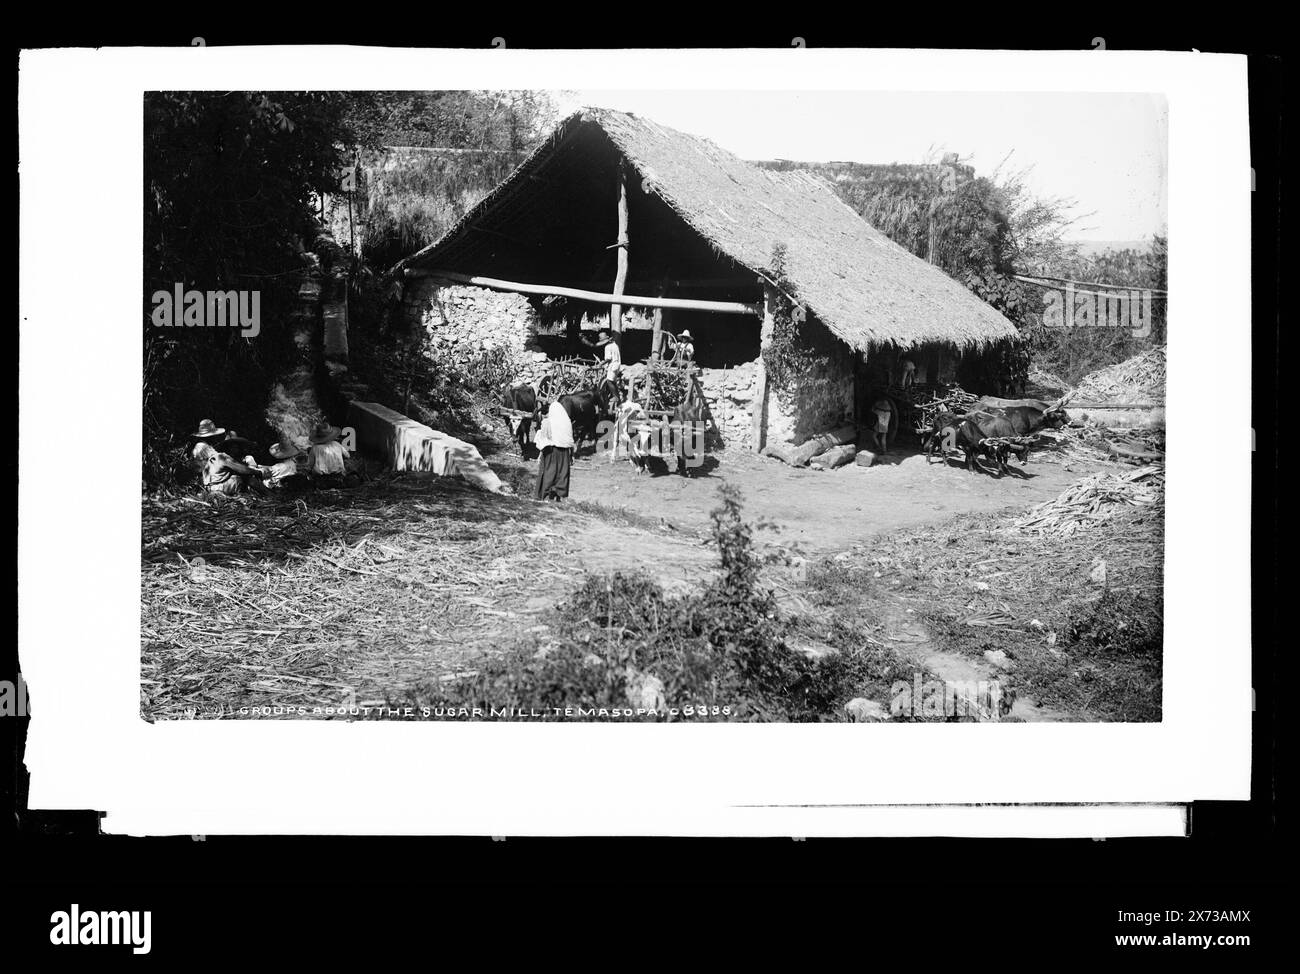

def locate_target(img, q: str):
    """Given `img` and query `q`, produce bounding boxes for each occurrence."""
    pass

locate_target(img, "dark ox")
[971,397,1069,435]
[954,413,1031,476]
[922,410,964,460]
[669,397,708,476]
[925,398,1066,473]
[502,384,539,456]
[557,379,620,448]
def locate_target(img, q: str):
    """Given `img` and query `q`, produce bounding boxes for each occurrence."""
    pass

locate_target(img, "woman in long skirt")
[534,400,575,501]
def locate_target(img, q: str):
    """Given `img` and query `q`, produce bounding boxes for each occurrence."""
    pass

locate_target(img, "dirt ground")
[142,427,1137,723]
[493,443,1108,558]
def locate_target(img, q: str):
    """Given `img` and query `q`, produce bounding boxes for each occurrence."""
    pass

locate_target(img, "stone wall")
[696,354,854,450]
[768,355,855,446]
[696,361,761,450]
[401,280,537,372]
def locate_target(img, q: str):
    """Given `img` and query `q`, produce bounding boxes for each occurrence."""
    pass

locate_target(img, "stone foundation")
[401,280,537,372]
[696,355,854,450]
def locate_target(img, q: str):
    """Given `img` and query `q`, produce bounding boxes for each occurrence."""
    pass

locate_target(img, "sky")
[557,91,1168,244]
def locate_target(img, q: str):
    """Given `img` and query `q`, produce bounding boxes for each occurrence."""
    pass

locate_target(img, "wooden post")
[646,280,664,410]
[610,161,629,349]
[752,283,777,451]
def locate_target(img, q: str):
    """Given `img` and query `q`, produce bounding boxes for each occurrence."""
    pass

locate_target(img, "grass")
[141,450,1164,723]
[400,485,912,721]
[819,499,1165,722]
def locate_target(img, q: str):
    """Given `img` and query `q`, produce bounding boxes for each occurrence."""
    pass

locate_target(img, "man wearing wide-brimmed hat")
[188,418,227,469]
[675,329,696,364]
[254,440,308,491]
[586,328,621,384]
[306,421,349,483]
[189,421,262,497]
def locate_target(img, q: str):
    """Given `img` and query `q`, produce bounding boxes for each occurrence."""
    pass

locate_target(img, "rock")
[844,697,889,723]
[810,444,857,470]
[855,450,877,467]
[983,650,1012,669]
[1089,559,1108,586]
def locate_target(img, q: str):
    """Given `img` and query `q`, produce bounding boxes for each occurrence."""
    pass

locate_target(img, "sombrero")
[269,441,302,460]
[192,419,226,439]
[309,423,341,444]
[678,329,693,341]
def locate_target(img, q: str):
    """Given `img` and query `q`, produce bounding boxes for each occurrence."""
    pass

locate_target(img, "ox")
[669,394,709,476]
[502,384,539,457]
[954,413,1031,476]
[971,397,1069,435]
[556,379,620,448]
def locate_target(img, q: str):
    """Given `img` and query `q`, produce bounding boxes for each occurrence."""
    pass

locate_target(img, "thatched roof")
[398,108,1020,351]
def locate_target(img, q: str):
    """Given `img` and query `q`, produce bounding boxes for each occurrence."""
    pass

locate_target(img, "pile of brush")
[1015,465,1165,537]
[1072,346,1167,405]
[1035,422,1166,466]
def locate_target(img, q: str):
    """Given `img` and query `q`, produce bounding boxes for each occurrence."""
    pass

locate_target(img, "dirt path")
[870,599,1074,723]
[495,446,1105,560]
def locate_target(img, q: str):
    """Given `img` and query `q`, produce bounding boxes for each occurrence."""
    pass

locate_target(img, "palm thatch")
[397,108,1020,352]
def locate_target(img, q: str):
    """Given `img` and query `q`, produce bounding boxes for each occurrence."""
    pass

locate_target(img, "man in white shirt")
[306,422,349,482]
[597,329,622,383]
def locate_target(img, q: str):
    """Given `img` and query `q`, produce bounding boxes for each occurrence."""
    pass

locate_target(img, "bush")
[407,486,884,721]
[1066,590,1163,658]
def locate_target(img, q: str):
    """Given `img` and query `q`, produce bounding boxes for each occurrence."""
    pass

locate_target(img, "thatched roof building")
[394,108,1023,448]
[396,107,1019,352]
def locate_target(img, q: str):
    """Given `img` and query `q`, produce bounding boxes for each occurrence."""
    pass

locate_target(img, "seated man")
[306,422,349,486]
[189,418,228,480]
[193,441,262,497]
[251,440,309,492]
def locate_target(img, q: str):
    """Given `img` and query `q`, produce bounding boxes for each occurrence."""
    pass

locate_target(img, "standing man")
[584,328,622,383]
[598,328,622,383]
[675,329,696,365]
[868,395,896,455]
[534,399,576,501]
[899,356,918,390]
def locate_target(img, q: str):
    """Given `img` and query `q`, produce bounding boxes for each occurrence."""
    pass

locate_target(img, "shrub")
[407,486,885,721]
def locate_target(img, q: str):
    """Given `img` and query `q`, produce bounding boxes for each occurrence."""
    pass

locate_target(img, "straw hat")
[308,423,341,444]
[596,329,613,344]
[269,441,302,460]
[678,329,694,341]
[192,419,226,439]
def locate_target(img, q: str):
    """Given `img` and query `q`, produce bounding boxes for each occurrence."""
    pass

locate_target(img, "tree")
[143,91,353,481]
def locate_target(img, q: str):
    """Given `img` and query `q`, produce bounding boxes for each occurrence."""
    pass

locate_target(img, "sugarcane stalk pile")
[1072,346,1167,405]
[1015,465,1165,536]
[646,364,691,413]
[535,357,604,400]
[1035,421,1165,466]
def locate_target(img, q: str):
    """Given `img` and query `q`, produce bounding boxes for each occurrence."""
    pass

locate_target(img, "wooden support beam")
[407,269,762,315]
[610,161,629,349]
[751,283,777,451]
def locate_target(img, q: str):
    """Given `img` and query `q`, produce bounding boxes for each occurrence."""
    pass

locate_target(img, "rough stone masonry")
[402,280,536,372]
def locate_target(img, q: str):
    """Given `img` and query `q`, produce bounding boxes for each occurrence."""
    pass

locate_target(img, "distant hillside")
[1070,239,1154,256]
